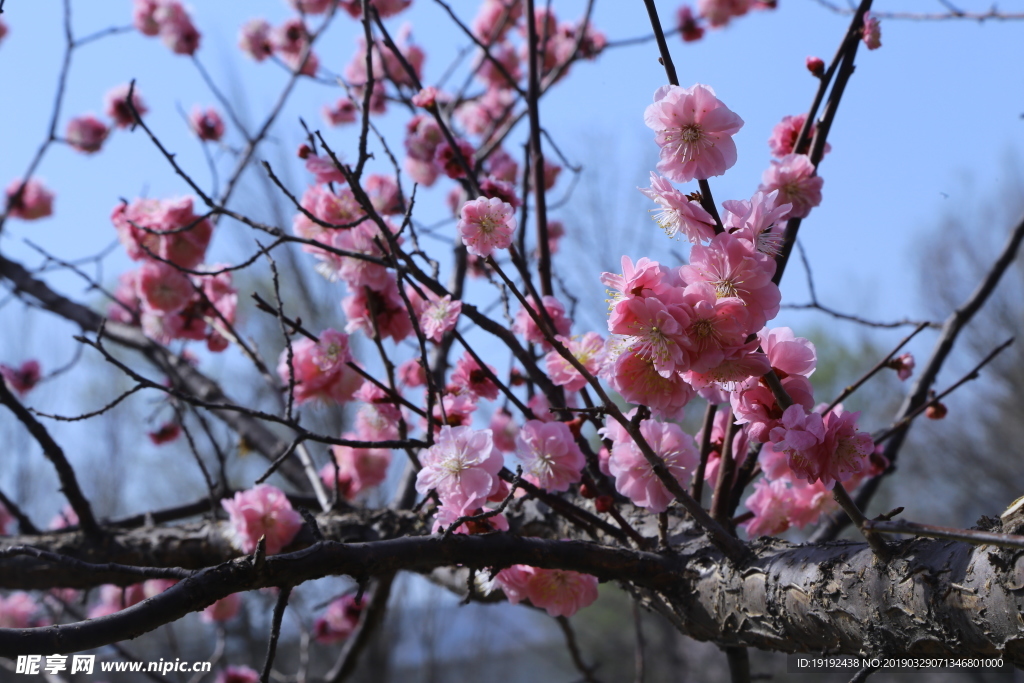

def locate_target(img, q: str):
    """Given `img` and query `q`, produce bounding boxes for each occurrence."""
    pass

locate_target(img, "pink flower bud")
[806,55,825,77]
[66,115,110,154]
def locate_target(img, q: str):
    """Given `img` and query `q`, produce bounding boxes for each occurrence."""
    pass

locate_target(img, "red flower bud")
[594,495,614,513]
[806,56,825,77]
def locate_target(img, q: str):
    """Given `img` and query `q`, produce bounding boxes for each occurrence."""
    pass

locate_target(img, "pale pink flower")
[189,106,225,142]
[457,197,516,258]
[677,5,705,42]
[105,83,147,128]
[769,404,826,473]
[480,177,520,208]
[759,154,823,219]
[432,500,509,534]
[759,327,817,377]
[680,232,780,330]
[111,196,213,268]
[490,408,519,452]
[474,42,521,89]
[304,156,346,185]
[49,505,78,530]
[339,0,412,19]
[678,281,751,373]
[743,478,795,537]
[366,174,403,215]
[321,437,392,499]
[354,401,401,443]
[0,592,38,628]
[148,1,200,55]
[768,113,831,158]
[434,139,477,179]
[644,84,743,183]
[1,359,42,396]
[201,593,241,623]
[5,178,54,220]
[66,115,110,154]
[397,358,426,387]
[731,373,815,443]
[313,595,364,644]
[639,172,716,243]
[819,407,874,486]
[698,0,750,27]
[683,343,769,390]
[323,97,357,126]
[137,260,193,313]
[700,408,750,485]
[216,666,260,683]
[494,565,599,618]
[430,392,479,429]
[88,583,147,618]
[788,477,840,529]
[420,295,462,342]
[412,86,438,108]
[133,0,161,35]
[513,296,572,349]
[472,0,523,45]
[515,420,585,492]
[862,13,881,50]
[278,330,361,406]
[238,19,273,61]
[415,426,503,510]
[607,349,694,421]
[608,419,699,513]
[545,333,605,392]
[722,190,790,257]
[600,256,670,304]
[450,352,499,400]
[221,484,303,555]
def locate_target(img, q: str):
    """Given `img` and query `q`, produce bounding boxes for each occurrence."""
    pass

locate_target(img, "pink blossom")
[722,190,790,258]
[494,565,599,617]
[112,196,213,269]
[415,426,503,510]
[432,500,509,535]
[1,359,42,396]
[819,408,874,486]
[678,281,751,373]
[545,333,605,392]
[321,437,392,499]
[700,408,750,485]
[88,583,147,619]
[513,296,572,349]
[474,42,521,89]
[339,0,412,19]
[680,232,780,330]
[313,595,364,644]
[457,197,517,257]
[305,156,346,185]
[420,295,462,342]
[49,505,78,530]
[66,115,110,154]
[600,256,670,304]
[0,592,38,628]
[450,352,499,400]
[743,478,795,536]
[479,177,520,208]
[515,420,585,492]
[412,86,439,108]
[862,13,881,50]
[608,419,699,512]
[472,0,523,45]
[677,6,705,42]
[189,106,225,142]
[759,154,823,219]
[787,477,840,529]
[201,593,241,623]
[698,0,750,27]
[216,666,260,683]
[609,294,691,377]
[288,0,335,13]
[323,97,357,126]
[490,408,519,452]
[354,400,401,443]
[683,343,770,390]
[221,484,303,555]
[759,327,817,378]
[607,349,694,421]
[5,178,54,220]
[434,139,477,179]
[430,392,479,429]
[767,113,830,158]
[278,330,361,406]
[133,0,161,35]
[404,115,444,185]
[644,84,743,183]
[105,83,147,128]
[366,174,403,215]
[639,173,716,243]
[398,358,426,387]
[731,373,815,443]
[238,19,273,61]
[137,260,193,313]
[341,273,414,342]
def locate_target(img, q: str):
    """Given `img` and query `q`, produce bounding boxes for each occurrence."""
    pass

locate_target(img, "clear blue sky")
[1,0,1022,390]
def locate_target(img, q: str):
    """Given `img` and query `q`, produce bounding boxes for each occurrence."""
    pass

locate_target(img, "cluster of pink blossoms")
[492,564,599,618]
[313,594,365,643]
[108,196,237,352]
[133,0,201,55]
[0,592,43,628]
